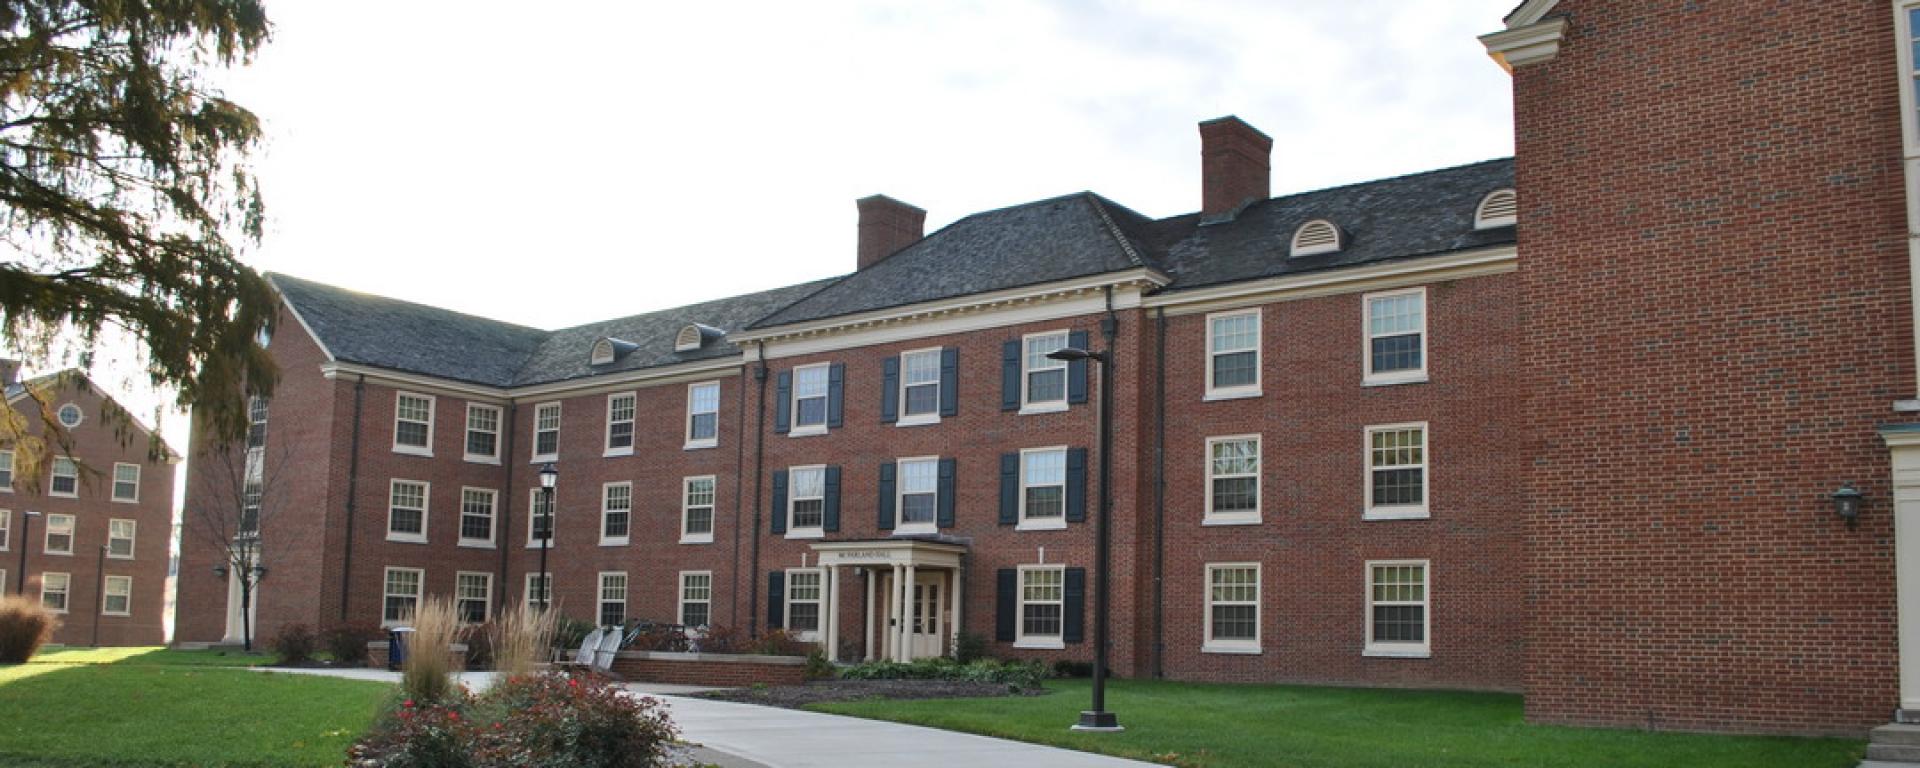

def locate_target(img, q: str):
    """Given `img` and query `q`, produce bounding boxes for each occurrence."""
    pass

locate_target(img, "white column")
[889,564,905,662]
[901,564,917,662]
[1891,433,1920,713]
[949,567,963,652]
[864,568,878,661]
[823,566,840,663]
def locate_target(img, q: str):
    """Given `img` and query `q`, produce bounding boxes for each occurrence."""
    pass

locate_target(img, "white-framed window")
[107,519,135,559]
[456,571,492,624]
[786,568,823,637]
[383,567,423,626]
[791,363,831,433]
[0,449,12,491]
[102,575,132,616]
[532,402,561,462]
[387,480,430,543]
[786,465,826,538]
[1365,560,1430,657]
[1897,3,1920,154]
[1365,423,1429,520]
[111,463,140,502]
[679,571,712,628]
[1021,330,1070,412]
[464,404,502,463]
[527,489,554,548]
[899,348,943,424]
[0,568,7,593]
[56,403,82,428]
[524,573,551,612]
[682,475,715,544]
[0,509,10,551]
[1016,565,1065,649]
[50,456,77,497]
[41,571,70,614]
[600,482,631,545]
[247,396,269,450]
[686,381,720,449]
[1204,563,1261,654]
[393,392,435,455]
[1206,310,1261,399]
[1364,287,1427,385]
[458,487,496,547]
[895,457,939,534]
[605,392,636,455]
[44,513,74,555]
[1018,447,1068,530]
[1205,435,1261,525]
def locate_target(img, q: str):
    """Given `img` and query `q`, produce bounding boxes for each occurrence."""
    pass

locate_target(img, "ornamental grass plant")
[0,594,58,664]
[401,598,460,705]
[489,605,557,678]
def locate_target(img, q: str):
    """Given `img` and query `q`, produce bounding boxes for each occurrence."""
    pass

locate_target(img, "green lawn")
[809,679,1866,768]
[0,647,389,767]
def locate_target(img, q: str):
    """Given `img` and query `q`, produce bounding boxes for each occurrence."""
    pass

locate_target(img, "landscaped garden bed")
[700,678,1045,708]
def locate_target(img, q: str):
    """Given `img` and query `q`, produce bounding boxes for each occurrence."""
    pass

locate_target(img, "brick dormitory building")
[170,0,1920,742]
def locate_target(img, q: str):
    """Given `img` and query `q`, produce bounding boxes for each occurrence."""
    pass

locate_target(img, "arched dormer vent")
[675,323,725,353]
[590,337,639,366]
[1290,219,1343,257]
[1475,188,1518,229]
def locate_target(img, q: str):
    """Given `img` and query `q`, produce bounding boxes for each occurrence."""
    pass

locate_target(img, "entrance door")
[910,572,946,658]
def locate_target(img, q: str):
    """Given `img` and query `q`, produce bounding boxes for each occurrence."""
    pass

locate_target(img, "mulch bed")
[694,679,1047,709]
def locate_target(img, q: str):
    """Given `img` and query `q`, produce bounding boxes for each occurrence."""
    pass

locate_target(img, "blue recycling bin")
[388,627,414,670]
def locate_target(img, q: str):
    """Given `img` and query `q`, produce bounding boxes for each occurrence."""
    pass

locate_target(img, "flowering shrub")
[349,672,677,767]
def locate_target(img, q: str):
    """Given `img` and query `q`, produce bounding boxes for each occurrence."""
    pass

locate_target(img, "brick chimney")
[1199,116,1273,221]
[856,195,926,271]
[0,359,17,387]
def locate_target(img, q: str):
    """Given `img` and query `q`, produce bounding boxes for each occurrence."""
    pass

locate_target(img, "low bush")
[838,657,1046,691]
[459,622,494,671]
[324,622,384,665]
[0,595,58,663]
[751,628,805,657]
[350,672,678,768]
[1052,659,1093,678]
[552,615,596,656]
[952,630,989,664]
[692,624,743,654]
[269,623,316,665]
[805,647,835,680]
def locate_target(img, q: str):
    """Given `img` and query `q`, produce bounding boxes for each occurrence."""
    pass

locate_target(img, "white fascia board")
[1504,0,1559,27]
[321,357,744,403]
[1143,246,1518,317]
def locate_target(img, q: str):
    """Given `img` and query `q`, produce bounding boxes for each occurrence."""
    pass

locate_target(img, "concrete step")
[1875,724,1920,747]
[1867,744,1920,763]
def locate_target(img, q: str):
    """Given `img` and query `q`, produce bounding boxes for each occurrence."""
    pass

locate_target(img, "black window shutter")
[1000,340,1021,411]
[1067,330,1090,404]
[877,462,897,531]
[1063,568,1087,644]
[1066,447,1088,523]
[939,347,960,417]
[937,458,957,528]
[995,569,1018,642]
[774,371,793,434]
[998,452,1019,525]
[770,470,789,534]
[880,357,900,424]
[823,465,842,532]
[827,362,846,428]
[768,571,786,629]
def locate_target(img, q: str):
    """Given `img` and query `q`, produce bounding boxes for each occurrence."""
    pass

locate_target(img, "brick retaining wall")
[610,651,806,686]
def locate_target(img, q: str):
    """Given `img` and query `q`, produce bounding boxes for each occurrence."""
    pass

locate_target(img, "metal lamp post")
[14,510,39,595]
[1048,344,1123,732]
[537,463,558,611]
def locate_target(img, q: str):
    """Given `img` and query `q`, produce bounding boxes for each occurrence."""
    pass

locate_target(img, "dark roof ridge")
[1081,192,1147,268]
[546,277,846,337]
[267,272,549,335]
[1157,156,1517,224]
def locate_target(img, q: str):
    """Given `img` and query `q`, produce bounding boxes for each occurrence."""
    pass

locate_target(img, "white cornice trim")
[319,357,744,402]
[1141,246,1518,317]
[266,275,338,364]
[1481,18,1568,72]
[1884,425,1920,450]
[1505,0,1559,27]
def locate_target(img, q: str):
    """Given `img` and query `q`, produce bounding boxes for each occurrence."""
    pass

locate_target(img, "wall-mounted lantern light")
[1832,483,1863,527]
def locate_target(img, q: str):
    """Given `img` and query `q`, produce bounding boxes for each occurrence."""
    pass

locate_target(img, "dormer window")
[1475,189,1518,229]
[675,323,722,353]
[590,337,638,366]
[1290,219,1343,257]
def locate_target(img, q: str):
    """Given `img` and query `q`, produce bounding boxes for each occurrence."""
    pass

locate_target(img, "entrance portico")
[812,539,966,662]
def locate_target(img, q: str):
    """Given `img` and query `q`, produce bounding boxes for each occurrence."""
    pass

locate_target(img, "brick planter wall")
[610,651,807,686]
[367,641,468,671]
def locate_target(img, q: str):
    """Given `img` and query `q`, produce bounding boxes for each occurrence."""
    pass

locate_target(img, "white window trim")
[110,462,141,503]
[386,479,430,544]
[681,475,716,545]
[0,449,12,492]
[0,568,7,594]
[382,566,424,628]
[1203,562,1262,654]
[598,571,628,627]
[1016,446,1070,532]
[41,571,70,614]
[679,570,713,628]
[56,402,83,428]
[600,481,632,546]
[456,571,493,624]
[102,574,133,617]
[526,488,554,549]
[107,519,136,560]
[457,486,498,549]
[1203,435,1263,526]
[785,567,824,641]
[1204,309,1263,401]
[1018,330,1071,415]
[523,572,551,612]
[1014,564,1067,649]
[0,509,10,552]
[896,347,944,427]
[392,391,436,457]
[893,455,941,536]
[44,513,74,556]
[788,363,832,436]
[604,391,637,457]
[1364,422,1431,521]
[530,401,561,463]
[1364,559,1432,658]
[463,403,503,464]
[49,456,77,498]
[1899,2,1920,156]
[685,381,721,450]
[785,464,827,540]
[1362,287,1429,386]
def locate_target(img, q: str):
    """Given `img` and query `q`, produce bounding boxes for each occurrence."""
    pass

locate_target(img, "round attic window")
[57,403,83,427]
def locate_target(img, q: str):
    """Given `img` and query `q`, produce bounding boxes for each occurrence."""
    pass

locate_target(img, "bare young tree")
[183,396,305,652]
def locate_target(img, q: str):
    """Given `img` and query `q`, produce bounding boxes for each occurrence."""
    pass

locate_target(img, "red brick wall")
[1511,0,1913,734]
[610,652,807,686]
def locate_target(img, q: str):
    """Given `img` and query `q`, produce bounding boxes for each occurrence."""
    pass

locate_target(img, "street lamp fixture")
[537,463,558,611]
[1047,345,1123,733]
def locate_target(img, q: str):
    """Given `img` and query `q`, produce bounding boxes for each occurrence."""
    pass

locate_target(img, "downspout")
[338,374,366,623]
[497,401,516,614]
[749,343,770,636]
[1099,287,1119,670]
[1153,307,1168,679]
[730,361,748,628]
